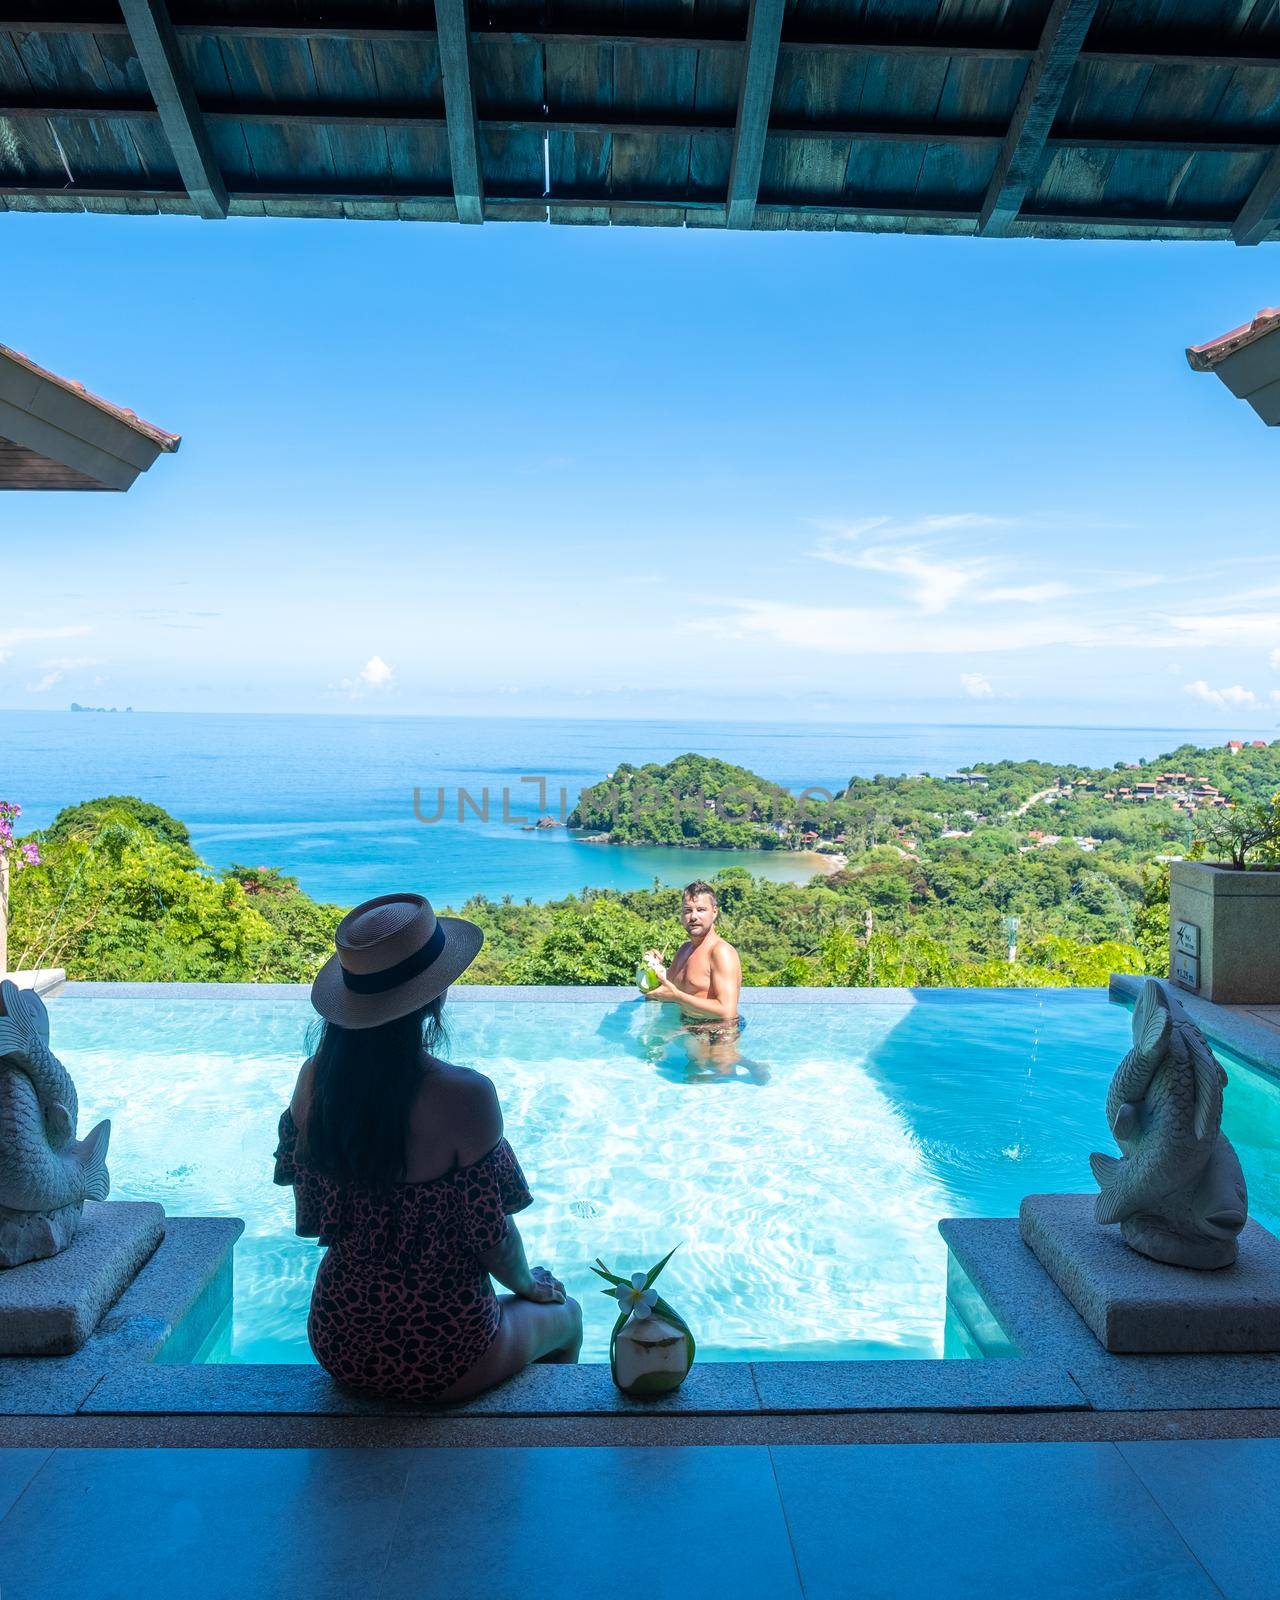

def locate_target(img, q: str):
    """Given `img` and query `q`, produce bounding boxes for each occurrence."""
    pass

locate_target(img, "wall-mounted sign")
[1173,951,1200,990]
[1174,921,1200,957]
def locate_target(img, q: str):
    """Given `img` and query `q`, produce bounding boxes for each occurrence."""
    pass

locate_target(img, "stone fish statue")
[1091,977,1247,1269]
[0,980,110,1267]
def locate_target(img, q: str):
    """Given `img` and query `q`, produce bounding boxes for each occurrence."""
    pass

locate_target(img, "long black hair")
[304,996,448,1187]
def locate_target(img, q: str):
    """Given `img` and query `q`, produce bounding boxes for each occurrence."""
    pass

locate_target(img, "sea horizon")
[5,706,1277,733]
[4,710,1272,907]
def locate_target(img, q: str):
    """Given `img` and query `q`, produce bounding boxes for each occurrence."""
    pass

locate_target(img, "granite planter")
[1169,860,1280,1004]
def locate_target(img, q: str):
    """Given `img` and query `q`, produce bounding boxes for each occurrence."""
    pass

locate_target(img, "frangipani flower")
[610,1272,658,1320]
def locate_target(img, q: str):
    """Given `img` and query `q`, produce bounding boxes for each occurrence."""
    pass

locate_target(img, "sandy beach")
[798,850,848,877]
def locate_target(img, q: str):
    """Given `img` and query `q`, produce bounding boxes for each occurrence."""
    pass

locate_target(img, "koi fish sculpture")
[0,980,110,1267]
[1091,978,1247,1269]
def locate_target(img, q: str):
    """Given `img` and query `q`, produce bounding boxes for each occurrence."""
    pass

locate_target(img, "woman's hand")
[520,1266,566,1304]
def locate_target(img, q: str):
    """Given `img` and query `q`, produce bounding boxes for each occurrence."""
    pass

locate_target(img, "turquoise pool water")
[52,989,1280,1364]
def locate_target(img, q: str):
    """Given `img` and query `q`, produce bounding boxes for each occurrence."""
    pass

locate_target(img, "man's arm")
[644,941,686,1003]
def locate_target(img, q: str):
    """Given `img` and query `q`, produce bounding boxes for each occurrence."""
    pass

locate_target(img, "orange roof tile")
[1186,309,1280,373]
[0,342,180,451]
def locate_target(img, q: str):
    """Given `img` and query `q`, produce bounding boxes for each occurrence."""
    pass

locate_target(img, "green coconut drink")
[590,1248,695,1397]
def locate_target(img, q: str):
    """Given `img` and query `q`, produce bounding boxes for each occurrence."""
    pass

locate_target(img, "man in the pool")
[642,882,745,1070]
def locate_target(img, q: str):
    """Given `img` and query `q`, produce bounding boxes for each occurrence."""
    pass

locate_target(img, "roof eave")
[0,344,181,490]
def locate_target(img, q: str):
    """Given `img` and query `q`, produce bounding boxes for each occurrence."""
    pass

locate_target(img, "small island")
[70,703,133,714]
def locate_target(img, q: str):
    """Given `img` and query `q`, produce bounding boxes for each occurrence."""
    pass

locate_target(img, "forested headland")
[6,738,1278,987]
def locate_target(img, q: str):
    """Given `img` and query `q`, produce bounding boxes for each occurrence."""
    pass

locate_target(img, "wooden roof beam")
[726,0,786,230]
[117,0,226,219]
[979,0,1102,237]
[434,0,484,223]
[14,19,1280,73]
[1233,152,1280,246]
[0,180,1240,233]
[3,99,1275,157]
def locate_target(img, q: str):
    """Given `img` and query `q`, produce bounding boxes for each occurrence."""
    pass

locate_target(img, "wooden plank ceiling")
[0,1,1277,239]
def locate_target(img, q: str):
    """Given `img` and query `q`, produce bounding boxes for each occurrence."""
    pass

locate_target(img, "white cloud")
[26,670,63,694]
[0,650,10,665]
[807,515,1088,620]
[0,625,90,649]
[810,513,1014,548]
[40,656,100,672]
[1184,680,1260,710]
[961,672,996,700]
[1164,613,1280,647]
[1271,647,1280,671]
[810,515,1018,616]
[697,599,1113,656]
[848,546,983,614]
[359,656,394,691]
[337,655,396,698]
[985,582,1075,604]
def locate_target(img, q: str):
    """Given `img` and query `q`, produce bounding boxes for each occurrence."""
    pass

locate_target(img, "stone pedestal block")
[1169,861,1280,1005]
[0,1200,164,1355]
[1020,1193,1280,1354]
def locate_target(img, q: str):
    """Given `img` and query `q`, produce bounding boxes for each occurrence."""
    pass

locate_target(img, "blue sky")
[3,213,1279,727]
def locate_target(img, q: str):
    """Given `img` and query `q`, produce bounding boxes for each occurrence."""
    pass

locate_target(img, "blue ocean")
[0,712,1258,908]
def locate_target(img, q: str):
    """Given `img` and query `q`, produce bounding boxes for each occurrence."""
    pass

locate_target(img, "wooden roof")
[0,342,180,489]
[2,3,1280,241]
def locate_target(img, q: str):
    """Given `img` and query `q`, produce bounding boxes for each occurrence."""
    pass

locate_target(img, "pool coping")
[1108,973,1280,1082]
[56,982,1107,1004]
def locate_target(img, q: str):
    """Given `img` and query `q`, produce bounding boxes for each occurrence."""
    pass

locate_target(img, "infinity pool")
[53,987,1280,1364]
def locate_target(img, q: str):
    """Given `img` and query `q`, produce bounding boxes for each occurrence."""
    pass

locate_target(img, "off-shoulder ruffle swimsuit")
[274,1107,532,1402]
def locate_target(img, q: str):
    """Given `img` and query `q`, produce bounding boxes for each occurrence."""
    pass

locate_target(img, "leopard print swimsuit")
[273,1108,533,1402]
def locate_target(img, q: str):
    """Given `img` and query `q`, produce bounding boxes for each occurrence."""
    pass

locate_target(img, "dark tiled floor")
[2,1439,1274,1598]
[1120,1439,1280,1600]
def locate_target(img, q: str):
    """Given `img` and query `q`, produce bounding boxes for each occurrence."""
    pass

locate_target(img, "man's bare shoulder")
[711,938,742,973]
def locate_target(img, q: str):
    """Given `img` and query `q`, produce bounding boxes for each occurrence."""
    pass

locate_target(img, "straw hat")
[311,893,483,1029]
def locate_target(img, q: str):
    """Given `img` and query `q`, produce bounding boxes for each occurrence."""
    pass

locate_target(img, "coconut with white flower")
[590,1248,694,1397]
[635,953,665,994]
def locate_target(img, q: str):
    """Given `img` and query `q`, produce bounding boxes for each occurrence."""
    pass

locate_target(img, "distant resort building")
[943,772,990,788]
[1097,772,1229,814]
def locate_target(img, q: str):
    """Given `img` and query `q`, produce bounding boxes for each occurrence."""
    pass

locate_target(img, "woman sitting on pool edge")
[273,892,582,1403]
